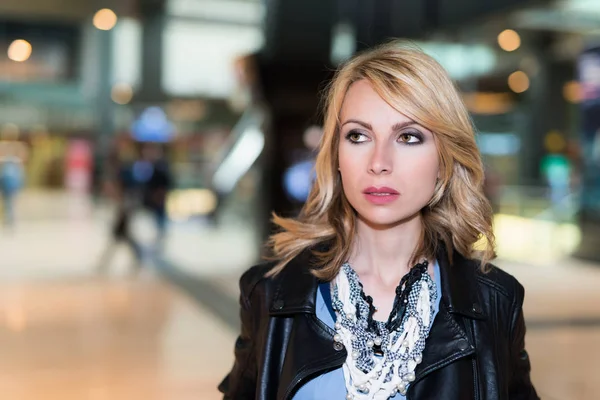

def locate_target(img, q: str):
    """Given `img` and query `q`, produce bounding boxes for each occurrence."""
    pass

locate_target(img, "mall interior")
[1,0,600,399]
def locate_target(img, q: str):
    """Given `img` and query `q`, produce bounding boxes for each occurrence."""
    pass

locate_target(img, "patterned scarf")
[330,262,437,399]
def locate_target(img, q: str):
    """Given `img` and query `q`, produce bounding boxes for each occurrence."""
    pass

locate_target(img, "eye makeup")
[344,129,425,145]
[397,130,424,145]
[345,130,368,144]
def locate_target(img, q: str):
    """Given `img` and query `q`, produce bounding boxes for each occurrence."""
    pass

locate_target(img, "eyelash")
[344,130,424,145]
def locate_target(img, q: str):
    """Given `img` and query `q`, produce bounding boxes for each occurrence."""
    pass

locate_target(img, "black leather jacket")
[219,247,539,400]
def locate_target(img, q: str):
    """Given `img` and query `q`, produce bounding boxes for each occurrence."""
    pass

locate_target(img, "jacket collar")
[269,244,487,320]
[269,248,319,315]
[437,245,487,320]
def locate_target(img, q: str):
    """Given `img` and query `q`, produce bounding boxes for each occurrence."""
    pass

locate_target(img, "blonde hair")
[267,40,496,281]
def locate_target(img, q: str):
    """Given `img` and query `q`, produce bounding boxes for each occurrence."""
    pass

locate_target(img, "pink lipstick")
[362,186,400,205]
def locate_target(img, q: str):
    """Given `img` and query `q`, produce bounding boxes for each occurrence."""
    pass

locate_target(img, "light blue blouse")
[293,260,442,400]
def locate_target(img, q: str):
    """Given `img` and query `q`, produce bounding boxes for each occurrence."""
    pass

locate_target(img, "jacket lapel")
[268,250,346,400]
[413,245,486,385]
[275,313,346,400]
[414,304,475,383]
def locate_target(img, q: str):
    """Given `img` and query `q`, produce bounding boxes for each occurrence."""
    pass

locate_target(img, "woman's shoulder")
[457,257,526,308]
[238,261,277,299]
[238,250,319,306]
[450,249,526,303]
[476,262,525,303]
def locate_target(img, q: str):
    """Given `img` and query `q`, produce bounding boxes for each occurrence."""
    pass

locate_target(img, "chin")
[356,208,421,229]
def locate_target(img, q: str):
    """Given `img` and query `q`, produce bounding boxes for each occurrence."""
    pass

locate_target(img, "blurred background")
[1,0,600,399]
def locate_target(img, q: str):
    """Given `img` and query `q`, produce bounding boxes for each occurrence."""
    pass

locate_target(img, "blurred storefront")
[2,0,600,264]
[424,0,600,263]
[0,0,265,228]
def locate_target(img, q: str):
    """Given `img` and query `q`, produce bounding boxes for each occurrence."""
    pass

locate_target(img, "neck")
[349,213,424,286]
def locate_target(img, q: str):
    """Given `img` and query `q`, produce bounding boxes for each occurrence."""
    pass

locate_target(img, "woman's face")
[337,79,440,228]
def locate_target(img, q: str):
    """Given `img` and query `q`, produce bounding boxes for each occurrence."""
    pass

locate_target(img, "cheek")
[338,144,355,174]
[401,151,440,194]
[338,147,363,201]
[338,156,356,189]
[415,154,439,179]
[338,142,354,168]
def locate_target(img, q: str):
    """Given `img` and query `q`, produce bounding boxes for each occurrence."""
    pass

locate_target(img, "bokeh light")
[563,81,582,104]
[498,29,521,52]
[508,71,530,93]
[544,130,567,153]
[111,83,134,105]
[7,39,32,62]
[93,9,118,31]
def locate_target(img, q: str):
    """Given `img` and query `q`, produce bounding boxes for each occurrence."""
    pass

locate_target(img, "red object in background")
[65,139,92,192]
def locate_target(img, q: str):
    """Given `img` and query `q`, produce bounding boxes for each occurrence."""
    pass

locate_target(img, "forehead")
[336,79,440,143]
[339,79,412,124]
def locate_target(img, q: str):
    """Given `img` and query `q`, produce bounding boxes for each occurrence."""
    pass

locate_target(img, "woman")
[219,41,539,400]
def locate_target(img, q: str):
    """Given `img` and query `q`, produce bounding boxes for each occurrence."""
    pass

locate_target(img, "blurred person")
[0,141,27,229]
[0,154,25,228]
[136,143,173,253]
[96,155,143,274]
[219,41,538,400]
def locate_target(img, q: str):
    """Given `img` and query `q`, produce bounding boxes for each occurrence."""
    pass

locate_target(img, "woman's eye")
[346,131,367,143]
[398,133,421,144]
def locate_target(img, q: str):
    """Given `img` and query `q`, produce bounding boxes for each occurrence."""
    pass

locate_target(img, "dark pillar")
[354,0,426,50]
[137,0,166,103]
[256,0,336,243]
[519,36,572,186]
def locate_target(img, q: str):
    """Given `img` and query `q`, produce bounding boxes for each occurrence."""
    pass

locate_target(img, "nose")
[368,142,393,175]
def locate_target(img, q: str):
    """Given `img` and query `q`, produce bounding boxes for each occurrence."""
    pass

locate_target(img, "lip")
[363,186,399,195]
[363,186,400,205]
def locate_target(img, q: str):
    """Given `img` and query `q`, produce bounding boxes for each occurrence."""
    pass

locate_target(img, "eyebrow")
[340,119,418,131]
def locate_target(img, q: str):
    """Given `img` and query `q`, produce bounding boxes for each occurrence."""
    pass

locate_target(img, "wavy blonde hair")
[267,40,496,281]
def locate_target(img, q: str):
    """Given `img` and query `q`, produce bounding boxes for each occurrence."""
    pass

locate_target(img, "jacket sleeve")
[218,268,260,399]
[508,283,540,400]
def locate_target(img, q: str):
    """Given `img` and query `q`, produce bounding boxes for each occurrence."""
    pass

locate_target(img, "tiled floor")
[497,258,600,400]
[2,190,600,399]
[0,191,243,400]
[0,276,235,400]
[527,328,600,400]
